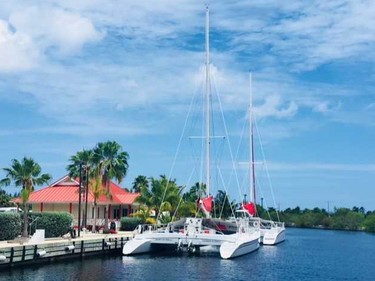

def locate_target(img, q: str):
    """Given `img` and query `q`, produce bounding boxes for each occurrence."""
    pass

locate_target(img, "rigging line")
[187,67,206,191]
[157,68,204,222]
[217,166,236,218]
[237,110,250,200]
[254,117,281,222]
[254,167,273,220]
[225,110,247,203]
[211,73,243,202]
[189,141,204,188]
[171,167,196,221]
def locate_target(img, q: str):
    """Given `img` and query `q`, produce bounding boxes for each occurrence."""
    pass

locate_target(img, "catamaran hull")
[123,230,259,259]
[220,237,259,259]
[262,229,285,245]
[123,238,152,255]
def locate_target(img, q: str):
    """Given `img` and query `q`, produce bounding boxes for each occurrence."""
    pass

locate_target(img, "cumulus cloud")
[9,6,102,54]
[0,20,39,72]
[0,5,102,72]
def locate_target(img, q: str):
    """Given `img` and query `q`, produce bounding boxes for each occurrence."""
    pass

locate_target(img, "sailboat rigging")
[123,6,260,259]
[242,72,286,245]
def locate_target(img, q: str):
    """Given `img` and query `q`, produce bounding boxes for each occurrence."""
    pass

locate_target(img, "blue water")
[1,228,375,281]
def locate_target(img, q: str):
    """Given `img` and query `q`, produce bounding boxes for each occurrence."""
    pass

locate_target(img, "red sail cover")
[243,202,256,216]
[198,196,213,213]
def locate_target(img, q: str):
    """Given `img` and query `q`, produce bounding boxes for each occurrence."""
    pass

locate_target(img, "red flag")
[197,195,213,213]
[243,202,256,216]
[202,196,213,212]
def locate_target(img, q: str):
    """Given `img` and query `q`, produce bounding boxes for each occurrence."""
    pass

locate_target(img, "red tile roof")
[12,175,139,205]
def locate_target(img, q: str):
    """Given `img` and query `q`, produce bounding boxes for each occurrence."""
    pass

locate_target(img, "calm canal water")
[1,228,375,281]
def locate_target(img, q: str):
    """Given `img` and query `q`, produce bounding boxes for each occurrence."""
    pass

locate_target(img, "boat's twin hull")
[219,236,259,259]
[123,231,260,259]
[122,238,152,255]
[262,228,286,245]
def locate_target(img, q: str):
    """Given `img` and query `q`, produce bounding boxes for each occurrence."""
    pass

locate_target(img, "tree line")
[261,206,375,233]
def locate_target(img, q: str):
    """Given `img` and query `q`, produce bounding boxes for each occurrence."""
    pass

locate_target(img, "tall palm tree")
[66,149,93,178]
[66,149,94,229]
[92,141,129,231]
[132,175,149,193]
[0,157,51,237]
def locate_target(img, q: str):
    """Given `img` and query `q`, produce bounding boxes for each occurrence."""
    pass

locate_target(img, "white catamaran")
[241,73,285,245]
[123,7,260,259]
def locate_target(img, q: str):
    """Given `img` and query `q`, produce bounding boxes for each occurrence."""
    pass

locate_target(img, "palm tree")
[213,190,237,219]
[132,206,154,224]
[132,175,149,193]
[0,157,51,237]
[66,149,94,229]
[177,201,198,217]
[89,172,107,232]
[66,149,93,178]
[92,141,129,231]
[136,175,182,223]
[183,182,207,202]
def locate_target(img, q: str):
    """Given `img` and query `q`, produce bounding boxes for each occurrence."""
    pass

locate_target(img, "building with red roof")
[13,175,140,228]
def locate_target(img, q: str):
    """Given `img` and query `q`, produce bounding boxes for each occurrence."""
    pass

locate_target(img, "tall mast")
[249,72,256,205]
[205,6,211,197]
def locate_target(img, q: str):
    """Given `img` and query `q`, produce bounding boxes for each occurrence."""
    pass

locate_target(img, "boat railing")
[135,224,160,234]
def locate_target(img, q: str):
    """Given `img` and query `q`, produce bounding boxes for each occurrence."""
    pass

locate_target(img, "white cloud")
[9,6,102,54]
[312,101,342,114]
[254,94,298,119]
[0,20,39,71]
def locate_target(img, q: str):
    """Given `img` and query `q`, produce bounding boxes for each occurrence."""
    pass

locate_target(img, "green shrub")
[28,212,73,238]
[0,212,22,240]
[364,214,375,233]
[120,217,142,231]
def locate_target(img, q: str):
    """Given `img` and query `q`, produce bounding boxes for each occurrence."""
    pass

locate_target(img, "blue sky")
[0,1,374,211]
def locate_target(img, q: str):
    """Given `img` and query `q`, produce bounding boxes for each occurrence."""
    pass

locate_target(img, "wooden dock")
[0,232,133,268]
